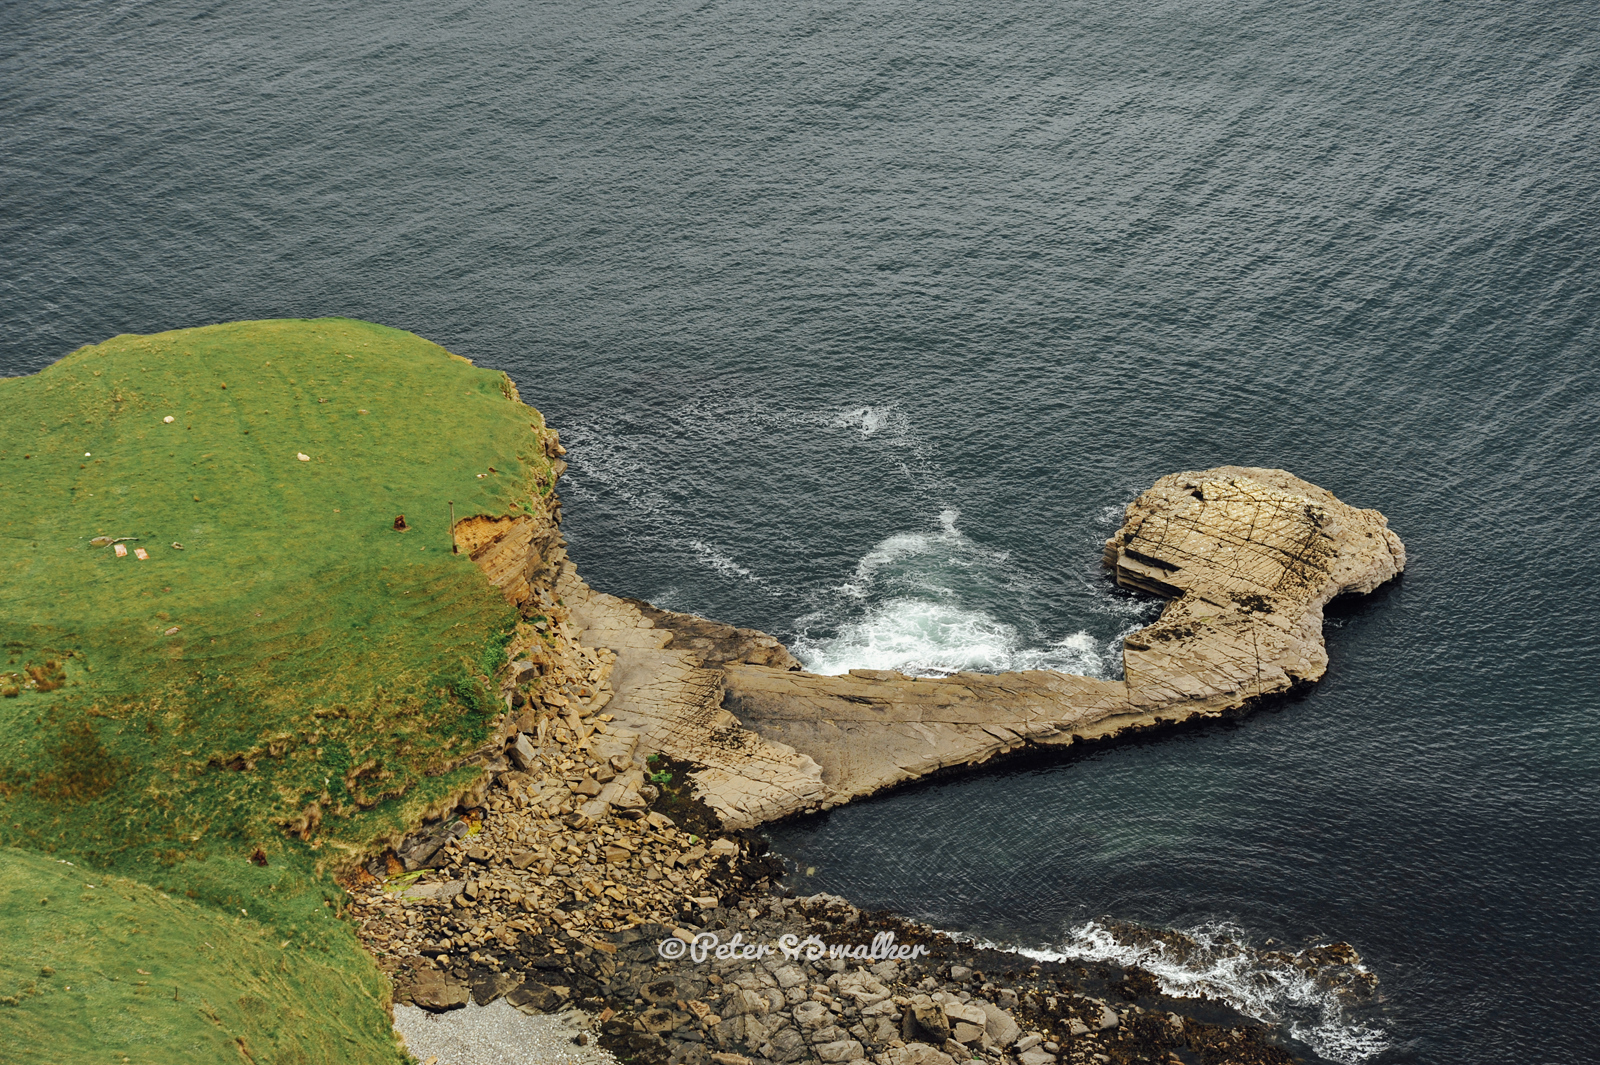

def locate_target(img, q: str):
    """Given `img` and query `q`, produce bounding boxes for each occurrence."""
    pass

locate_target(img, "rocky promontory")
[352,461,1400,1065]
[547,466,1404,827]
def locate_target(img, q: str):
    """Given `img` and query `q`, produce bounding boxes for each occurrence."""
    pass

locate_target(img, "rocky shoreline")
[346,719,1318,1065]
[345,462,1402,1065]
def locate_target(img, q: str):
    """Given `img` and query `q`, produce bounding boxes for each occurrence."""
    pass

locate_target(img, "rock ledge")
[572,467,1403,826]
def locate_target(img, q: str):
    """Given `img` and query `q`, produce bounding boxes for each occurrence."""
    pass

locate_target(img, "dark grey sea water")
[3,1,1597,1061]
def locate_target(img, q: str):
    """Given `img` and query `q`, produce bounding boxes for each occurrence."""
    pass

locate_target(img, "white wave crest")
[794,509,1145,679]
[1004,921,1390,1065]
[792,601,1119,678]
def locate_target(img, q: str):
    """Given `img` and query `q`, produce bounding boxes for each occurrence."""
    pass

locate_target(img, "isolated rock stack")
[1102,466,1404,713]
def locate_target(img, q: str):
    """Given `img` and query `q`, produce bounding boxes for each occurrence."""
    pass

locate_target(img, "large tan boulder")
[1104,466,1403,712]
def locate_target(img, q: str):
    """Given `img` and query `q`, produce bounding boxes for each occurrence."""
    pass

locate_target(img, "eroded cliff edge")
[560,466,1403,828]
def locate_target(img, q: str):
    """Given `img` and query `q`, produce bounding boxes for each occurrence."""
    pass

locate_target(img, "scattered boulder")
[942,999,987,1029]
[639,979,680,1005]
[727,989,769,1017]
[470,971,519,1006]
[409,972,469,1012]
[888,1043,956,1065]
[904,997,950,1043]
[640,1007,685,1034]
[952,1022,985,1044]
[979,1001,1021,1047]
[397,819,467,871]
[506,982,564,1014]
[773,965,807,989]
[508,732,537,769]
[792,1001,830,1029]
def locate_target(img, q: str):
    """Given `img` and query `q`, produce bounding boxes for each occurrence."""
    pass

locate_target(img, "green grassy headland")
[0,318,557,1063]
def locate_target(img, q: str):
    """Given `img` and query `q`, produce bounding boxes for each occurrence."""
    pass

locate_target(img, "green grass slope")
[0,847,394,1065]
[0,318,558,1062]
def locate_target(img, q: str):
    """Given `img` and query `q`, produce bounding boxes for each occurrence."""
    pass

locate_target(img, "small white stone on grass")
[163,416,175,423]
[296,453,310,461]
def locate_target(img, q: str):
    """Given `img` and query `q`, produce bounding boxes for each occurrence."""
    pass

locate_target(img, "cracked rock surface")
[560,572,831,829]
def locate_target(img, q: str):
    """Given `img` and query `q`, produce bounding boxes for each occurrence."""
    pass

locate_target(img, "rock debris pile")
[347,664,1305,1065]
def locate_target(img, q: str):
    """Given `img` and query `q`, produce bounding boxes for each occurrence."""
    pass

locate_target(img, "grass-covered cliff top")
[0,318,557,1063]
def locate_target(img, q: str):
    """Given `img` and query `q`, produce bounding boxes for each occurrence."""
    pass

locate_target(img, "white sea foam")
[792,509,1146,679]
[689,539,757,580]
[977,921,1390,1065]
[792,603,1126,678]
[830,405,896,438]
[563,400,1157,680]
[793,599,1019,676]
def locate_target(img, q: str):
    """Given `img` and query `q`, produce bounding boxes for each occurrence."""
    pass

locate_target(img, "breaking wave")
[792,506,1154,679]
[561,397,1157,679]
[990,920,1390,1065]
[792,600,1131,678]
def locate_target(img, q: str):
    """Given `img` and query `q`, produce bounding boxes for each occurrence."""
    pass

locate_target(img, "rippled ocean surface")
[4,2,1597,1061]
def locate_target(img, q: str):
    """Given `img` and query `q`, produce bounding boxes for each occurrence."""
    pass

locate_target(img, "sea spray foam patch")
[555,391,1158,677]
[990,920,1390,1065]
[790,508,1156,677]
